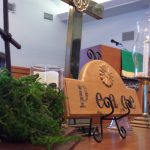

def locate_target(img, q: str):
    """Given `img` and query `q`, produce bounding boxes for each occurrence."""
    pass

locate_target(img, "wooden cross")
[0,0,21,74]
[62,0,104,79]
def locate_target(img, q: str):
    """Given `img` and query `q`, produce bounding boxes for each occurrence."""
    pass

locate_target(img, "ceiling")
[103,0,150,17]
[57,0,150,22]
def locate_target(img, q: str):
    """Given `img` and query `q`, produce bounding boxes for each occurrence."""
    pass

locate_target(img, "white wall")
[82,8,150,51]
[0,0,67,68]
[0,0,150,69]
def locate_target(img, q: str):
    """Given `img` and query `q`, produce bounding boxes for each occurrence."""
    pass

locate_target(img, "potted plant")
[0,69,79,150]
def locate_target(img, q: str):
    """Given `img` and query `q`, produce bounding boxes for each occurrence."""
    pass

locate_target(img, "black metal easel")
[75,95,133,142]
[87,96,133,143]
[0,0,21,75]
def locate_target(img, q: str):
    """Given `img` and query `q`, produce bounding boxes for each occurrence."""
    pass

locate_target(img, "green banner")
[121,49,143,77]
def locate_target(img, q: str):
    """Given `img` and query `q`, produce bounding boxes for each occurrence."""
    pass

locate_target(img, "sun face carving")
[73,0,90,12]
[99,64,114,88]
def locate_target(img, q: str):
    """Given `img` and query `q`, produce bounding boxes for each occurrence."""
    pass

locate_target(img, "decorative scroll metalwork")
[99,64,114,88]
[87,49,102,60]
[114,99,132,139]
[73,0,90,11]
[93,97,114,143]
[91,97,132,143]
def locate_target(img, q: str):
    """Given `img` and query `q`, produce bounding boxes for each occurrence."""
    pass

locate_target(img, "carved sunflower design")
[73,0,90,12]
[99,64,114,88]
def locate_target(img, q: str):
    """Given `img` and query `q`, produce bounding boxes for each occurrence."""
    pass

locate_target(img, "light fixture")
[94,0,112,3]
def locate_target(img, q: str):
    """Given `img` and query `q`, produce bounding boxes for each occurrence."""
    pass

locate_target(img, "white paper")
[34,71,59,86]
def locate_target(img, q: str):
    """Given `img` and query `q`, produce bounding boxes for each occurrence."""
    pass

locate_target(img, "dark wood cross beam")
[62,0,104,79]
[0,0,21,74]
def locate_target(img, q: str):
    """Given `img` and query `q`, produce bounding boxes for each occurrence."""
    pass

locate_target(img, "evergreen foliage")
[0,69,79,149]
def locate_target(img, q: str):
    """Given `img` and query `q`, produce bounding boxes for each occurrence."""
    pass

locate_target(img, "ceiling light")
[94,0,112,3]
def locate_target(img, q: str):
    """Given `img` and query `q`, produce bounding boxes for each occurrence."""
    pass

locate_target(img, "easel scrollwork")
[93,97,133,142]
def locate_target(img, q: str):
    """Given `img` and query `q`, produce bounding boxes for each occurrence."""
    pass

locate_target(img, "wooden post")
[62,0,104,79]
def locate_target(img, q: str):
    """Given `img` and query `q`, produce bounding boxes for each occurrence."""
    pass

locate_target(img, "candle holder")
[30,65,63,90]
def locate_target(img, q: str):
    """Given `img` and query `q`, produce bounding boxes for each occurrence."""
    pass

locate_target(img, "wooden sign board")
[64,60,142,117]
